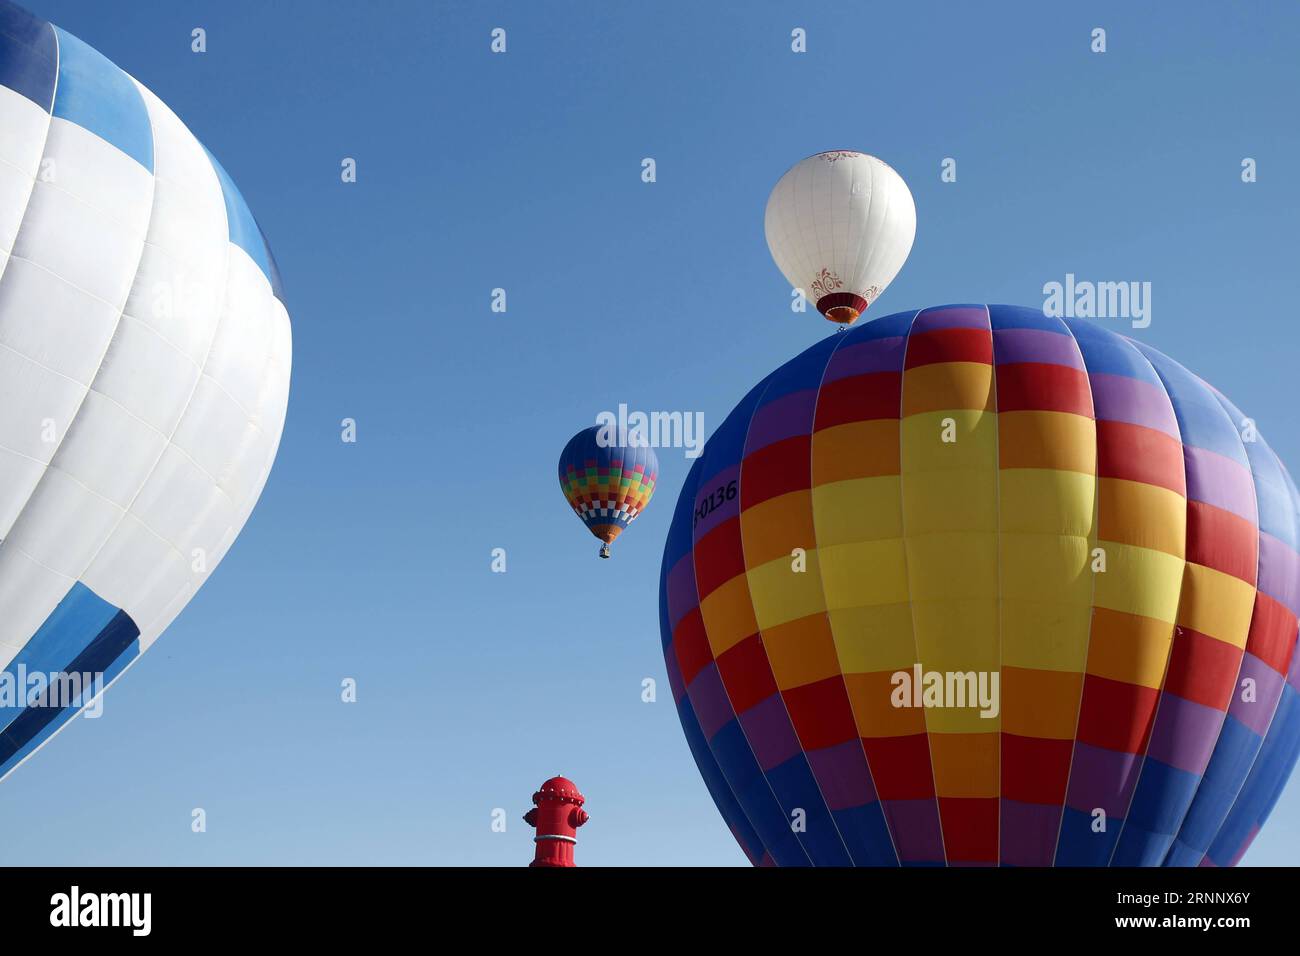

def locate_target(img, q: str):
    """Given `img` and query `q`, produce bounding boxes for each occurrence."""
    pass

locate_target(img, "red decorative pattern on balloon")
[809,268,843,298]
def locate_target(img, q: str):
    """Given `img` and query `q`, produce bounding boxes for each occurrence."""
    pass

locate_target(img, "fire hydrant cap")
[533,775,585,805]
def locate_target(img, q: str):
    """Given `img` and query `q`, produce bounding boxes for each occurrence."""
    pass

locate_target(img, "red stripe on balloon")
[861,734,937,800]
[1002,734,1073,803]
[1074,674,1160,753]
[740,435,811,509]
[1095,420,1188,495]
[782,676,861,751]
[1161,627,1245,710]
[902,327,993,369]
[1245,592,1298,675]
[813,371,902,429]
[716,634,779,714]
[1186,500,1259,585]
[993,363,1093,417]
[692,518,746,600]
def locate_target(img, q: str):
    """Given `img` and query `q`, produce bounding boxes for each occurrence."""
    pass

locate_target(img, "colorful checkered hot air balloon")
[559,425,658,559]
[659,305,1300,867]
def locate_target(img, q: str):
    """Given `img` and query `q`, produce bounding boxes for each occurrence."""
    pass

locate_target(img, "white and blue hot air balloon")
[0,0,291,779]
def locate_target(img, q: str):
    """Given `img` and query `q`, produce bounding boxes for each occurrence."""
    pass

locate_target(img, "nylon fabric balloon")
[764,151,916,325]
[659,304,1300,866]
[0,1,291,780]
[559,425,658,558]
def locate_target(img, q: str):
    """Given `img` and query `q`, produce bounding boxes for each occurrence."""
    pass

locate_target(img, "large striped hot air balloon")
[0,1,290,780]
[559,426,658,558]
[660,304,1300,866]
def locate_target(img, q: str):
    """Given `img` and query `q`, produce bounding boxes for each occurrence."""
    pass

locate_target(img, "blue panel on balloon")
[1054,806,1121,866]
[766,753,852,865]
[205,146,285,299]
[0,583,141,776]
[0,0,56,110]
[51,26,153,172]
[831,803,898,866]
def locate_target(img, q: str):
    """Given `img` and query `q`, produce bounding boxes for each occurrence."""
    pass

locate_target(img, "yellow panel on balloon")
[818,538,909,609]
[1092,541,1185,623]
[900,363,995,416]
[739,490,814,566]
[1176,563,1256,648]
[901,471,999,536]
[827,602,916,673]
[909,601,1000,672]
[1001,600,1093,672]
[746,551,826,630]
[697,573,758,657]
[901,410,998,476]
[999,533,1092,604]
[997,468,1096,536]
[810,476,903,545]
[924,701,1001,735]
[1099,478,1187,558]
[903,534,998,602]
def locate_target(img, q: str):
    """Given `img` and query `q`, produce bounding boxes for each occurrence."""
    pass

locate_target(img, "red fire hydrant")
[524,776,588,867]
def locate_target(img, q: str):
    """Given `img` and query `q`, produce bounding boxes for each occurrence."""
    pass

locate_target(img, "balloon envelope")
[764,151,916,325]
[660,305,1300,866]
[559,425,658,555]
[0,0,291,780]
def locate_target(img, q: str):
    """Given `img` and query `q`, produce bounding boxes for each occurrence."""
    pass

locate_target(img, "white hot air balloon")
[0,0,290,780]
[764,150,917,325]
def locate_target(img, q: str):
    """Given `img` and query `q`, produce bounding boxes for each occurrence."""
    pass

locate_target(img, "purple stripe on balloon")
[1257,532,1300,617]
[993,328,1085,369]
[1145,693,1225,773]
[744,389,817,455]
[882,798,946,863]
[999,799,1064,866]
[665,553,700,631]
[692,461,740,540]
[1229,653,1286,735]
[1065,740,1143,815]
[688,663,737,741]
[823,336,907,383]
[1184,445,1258,523]
[1088,372,1179,436]
[911,305,989,333]
[805,739,878,810]
[663,646,687,705]
[738,692,803,770]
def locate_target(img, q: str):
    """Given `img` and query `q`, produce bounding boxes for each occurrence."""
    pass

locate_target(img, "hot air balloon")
[660,305,1300,867]
[559,425,658,558]
[764,151,917,326]
[0,0,291,781]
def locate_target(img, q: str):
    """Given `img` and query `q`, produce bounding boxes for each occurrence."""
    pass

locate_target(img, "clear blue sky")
[1,0,1298,866]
